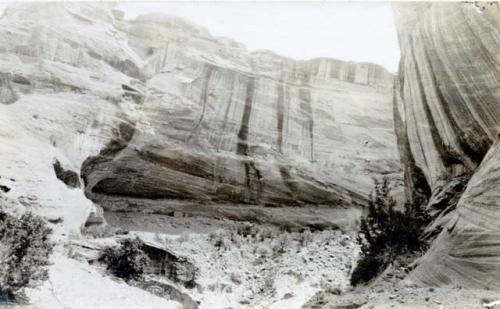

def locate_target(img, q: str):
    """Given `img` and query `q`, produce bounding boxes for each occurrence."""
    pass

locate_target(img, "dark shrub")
[0,211,53,297]
[350,254,385,286]
[99,237,150,281]
[351,177,430,286]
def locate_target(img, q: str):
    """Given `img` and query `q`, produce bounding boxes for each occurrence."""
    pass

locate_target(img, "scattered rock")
[141,241,198,288]
[48,217,64,224]
[85,205,105,227]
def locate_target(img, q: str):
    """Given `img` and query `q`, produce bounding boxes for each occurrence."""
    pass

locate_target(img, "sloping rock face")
[0,3,145,232]
[393,2,500,288]
[82,13,399,209]
[0,3,398,232]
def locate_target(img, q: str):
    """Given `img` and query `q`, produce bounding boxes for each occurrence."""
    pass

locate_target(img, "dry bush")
[0,211,53,298]
[99,237,150,281]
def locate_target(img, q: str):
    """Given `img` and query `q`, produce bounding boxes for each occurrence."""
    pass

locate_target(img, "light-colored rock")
[394,2,500,203]
[412,141,500,289]
[393,2,500,288]
[81,9,400,210]
[0,3,142,233]
[0,2,399,232]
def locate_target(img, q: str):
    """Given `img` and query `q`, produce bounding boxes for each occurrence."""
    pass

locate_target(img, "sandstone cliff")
[393,2,500,289]
[81,12,398,212]
[0,3,399,232]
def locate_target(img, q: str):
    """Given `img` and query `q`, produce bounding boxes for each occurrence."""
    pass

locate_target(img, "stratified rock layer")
[81,12,399,208]
[0,3,399,231]
[393,2,500,288]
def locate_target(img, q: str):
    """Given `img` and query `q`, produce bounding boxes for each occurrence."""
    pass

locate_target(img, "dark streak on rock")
[410,42,450,170]
[422,47,489,166]
[276,83,285,153]
[236,77,263,202]
[279,166,299,200]
[299,87,314,161]
[395,58,433,206]
[186,64,214,143]
[236,76,255,156]
[216,72,235,152]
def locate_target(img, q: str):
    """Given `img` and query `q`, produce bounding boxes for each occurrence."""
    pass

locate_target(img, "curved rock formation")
[393,2,500,288]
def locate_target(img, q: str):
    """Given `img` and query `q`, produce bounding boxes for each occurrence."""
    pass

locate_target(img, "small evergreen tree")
[351,177,430,286]
[99,237,150,281]
[0,211,53,298]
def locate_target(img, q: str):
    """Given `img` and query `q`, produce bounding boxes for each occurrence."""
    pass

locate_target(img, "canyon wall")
[0,3,399,231]
[393,2,500,288]
[82,13,398,210]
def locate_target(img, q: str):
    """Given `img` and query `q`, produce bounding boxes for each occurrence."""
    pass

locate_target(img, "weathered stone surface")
[53,159,81,188]
[394,2,500,201]
[0,3,399,231]
[411,142,500,289]
[393,2,500,288]
[141,240,197,288]
[0,3,142,232]
[0,73,18,104]
[82,12,400,210]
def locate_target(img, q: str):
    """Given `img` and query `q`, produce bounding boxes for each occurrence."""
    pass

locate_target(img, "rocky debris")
[0,184,11,193]
[393,2,500,289]
[47,216,64,224]
[133,225,357,309]
[140,240,198,288]
[53,159,80,188]
[121,84,145,104]
[138,280,199,309]
[84,205,105,227]
[304,263,500,309]
[11,74,31,86]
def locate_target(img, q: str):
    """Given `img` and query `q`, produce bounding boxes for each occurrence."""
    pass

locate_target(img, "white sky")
[118,2,401,72]
[0,1,401,72]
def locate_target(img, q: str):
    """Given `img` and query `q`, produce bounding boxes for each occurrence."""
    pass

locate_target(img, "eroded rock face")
[413,142,500,289]
[53,160,80,188]
[394,2,500,202]
[393,2,500,288]
[82,12,400,209]
[0,3,399,231]
[0,3,144,232]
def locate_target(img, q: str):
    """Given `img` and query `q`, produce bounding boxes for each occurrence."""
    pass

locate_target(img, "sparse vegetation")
[99,237,150,281]
[208,223,338,262]
[0,211,53,299]
[350,177,430,286]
